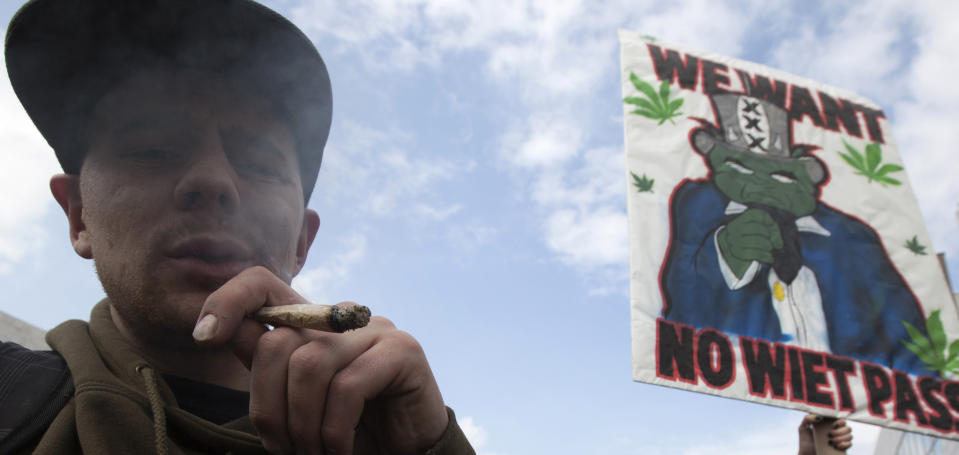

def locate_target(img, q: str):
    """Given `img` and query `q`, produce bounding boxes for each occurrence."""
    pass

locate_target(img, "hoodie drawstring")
[136,364,169,455]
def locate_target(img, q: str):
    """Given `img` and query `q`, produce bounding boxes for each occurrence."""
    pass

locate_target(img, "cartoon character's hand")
[717,208,784,279]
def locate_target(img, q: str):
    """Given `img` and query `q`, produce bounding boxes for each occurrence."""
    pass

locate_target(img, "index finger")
[192,266,306,347]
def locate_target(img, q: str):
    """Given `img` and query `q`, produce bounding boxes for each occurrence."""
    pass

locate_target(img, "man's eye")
[724,159,754,175]
[771,171,797,184]
[236,160,285,181]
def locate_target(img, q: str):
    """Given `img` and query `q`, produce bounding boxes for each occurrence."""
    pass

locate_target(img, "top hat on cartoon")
[691,94,827,185]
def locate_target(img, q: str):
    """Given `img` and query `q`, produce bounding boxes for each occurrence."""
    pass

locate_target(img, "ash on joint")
[329,304,372,332]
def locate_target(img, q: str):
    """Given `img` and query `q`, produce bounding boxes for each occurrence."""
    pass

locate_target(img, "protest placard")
[622,30,958,438]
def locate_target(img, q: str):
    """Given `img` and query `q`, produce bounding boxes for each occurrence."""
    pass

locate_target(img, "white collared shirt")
[714,201,832,352]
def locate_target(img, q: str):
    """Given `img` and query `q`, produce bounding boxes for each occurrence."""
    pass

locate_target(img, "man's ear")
[293,208,320,275]
[50,174,92,259]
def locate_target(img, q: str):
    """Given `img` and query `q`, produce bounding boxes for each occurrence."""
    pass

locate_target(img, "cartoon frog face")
[708,143,819,217]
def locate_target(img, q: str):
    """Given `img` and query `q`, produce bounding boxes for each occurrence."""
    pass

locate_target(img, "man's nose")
[173,145,240,214]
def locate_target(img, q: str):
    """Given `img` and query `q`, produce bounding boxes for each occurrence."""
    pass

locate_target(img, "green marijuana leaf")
[631,172,654,193]
[837,140,903,186]
[905,235,928,255]
[902,310,959,376]
[624,72,684,126]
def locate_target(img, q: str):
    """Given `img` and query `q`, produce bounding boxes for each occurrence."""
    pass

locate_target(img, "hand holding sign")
[798,415,852,455]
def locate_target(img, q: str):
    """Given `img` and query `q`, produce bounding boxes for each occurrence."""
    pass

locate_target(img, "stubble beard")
[95,258,207,351]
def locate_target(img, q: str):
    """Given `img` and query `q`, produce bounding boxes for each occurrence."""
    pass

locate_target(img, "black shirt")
[163,374,250,425]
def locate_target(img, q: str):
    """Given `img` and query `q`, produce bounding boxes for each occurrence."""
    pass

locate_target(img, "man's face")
[74,67,316,345]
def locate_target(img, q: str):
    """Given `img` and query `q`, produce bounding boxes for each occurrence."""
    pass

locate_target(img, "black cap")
[5,0,332,201]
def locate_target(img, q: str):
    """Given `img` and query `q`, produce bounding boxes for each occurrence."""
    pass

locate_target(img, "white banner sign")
[622,30,958,438]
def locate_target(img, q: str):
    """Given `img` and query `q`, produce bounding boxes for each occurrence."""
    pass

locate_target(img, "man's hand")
[798,415,853,454]
[192,266,449,454]
[717,208,783,279]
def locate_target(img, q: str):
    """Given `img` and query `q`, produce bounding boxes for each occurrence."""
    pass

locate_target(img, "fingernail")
[193,314,218,341]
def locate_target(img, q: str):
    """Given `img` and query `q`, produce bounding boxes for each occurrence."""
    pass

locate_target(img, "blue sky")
[2,0,957,453]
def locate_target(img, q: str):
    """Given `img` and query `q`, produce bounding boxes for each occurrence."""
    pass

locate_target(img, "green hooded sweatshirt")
[22,301,473,454]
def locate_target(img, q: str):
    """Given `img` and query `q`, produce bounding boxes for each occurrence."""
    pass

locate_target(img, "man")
[0,0,474,453]
[661,93,929,376]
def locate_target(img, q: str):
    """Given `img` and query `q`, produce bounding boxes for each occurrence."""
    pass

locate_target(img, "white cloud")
[290,0,959,290]
[291,0,440,71]
[458,416,506,455]
[523,144,628,273]
[413,203,462,221]
[0,59,60,275]
[488,1,772,286]
[292,0,768,288]
[769,1,913,97]
[292,232,367,305]
[894,101,959,256]
[545,206,627,269]
[629,0,774,58]
[488,0,957,291]
[908,2,959,102]
[427,0,784,286]
[459,416,488,447]
[765,0,959,263]
[317,120,461,219]
[501,117,583,169]
[530,147,624,210]
[294,0,608,96]
[892,1,959,258]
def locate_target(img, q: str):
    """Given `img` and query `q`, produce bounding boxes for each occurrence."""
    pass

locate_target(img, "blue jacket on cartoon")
[662,180,928,376]
[661,93,930,377]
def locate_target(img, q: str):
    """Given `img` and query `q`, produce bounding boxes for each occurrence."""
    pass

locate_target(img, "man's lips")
[166,236,253,262]
[164,236,255,287]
